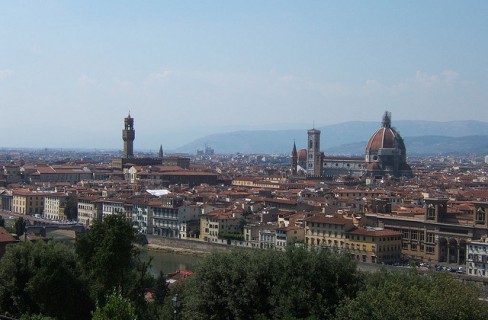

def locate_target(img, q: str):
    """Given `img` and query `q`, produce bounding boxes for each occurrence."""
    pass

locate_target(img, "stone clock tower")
[123,113,135,158]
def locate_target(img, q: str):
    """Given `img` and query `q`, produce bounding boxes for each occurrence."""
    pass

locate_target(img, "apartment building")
[200,210,242,243]
[304,214,354,250]
[346,227,402,264]
[44,193,67,221]
[467,238,488,277]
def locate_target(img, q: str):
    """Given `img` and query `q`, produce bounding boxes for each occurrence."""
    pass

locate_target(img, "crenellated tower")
[122,113,135,158]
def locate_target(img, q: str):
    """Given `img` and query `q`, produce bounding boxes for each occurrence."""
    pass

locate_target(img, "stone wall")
[146,235,233,252]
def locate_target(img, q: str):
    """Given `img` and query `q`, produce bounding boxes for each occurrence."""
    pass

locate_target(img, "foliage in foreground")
[181,247,362,320]
[335,268,488,320]
[0,241,92,320]
[2,217,488,320]
[91,291,137,320]
[0,214,154,320]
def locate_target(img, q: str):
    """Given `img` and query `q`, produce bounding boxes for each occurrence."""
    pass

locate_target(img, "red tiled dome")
[366,127,396,153]
[364,111,412,178]
[365,111,405,156]
[298,149,307,161]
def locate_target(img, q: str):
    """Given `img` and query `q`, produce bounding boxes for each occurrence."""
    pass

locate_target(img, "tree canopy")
[64,195,78,221]
[91,292,137,320]
[2,218,488,320]
[14,217,26,236]
[0,241,92,320]
[0,213,153,320]
[75,214,138,302]
[335,268,488,320]
[181,246,362,320]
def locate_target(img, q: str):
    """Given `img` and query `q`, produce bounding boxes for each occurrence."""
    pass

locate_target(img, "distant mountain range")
[174,120,488,155]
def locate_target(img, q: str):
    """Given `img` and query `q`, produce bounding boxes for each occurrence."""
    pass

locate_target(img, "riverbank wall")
[145,235,236,254]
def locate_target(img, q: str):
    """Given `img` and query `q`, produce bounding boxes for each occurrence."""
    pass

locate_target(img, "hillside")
[174,120,488,155]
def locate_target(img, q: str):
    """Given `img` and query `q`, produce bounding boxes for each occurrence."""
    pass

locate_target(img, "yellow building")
[12,190,45,215]
[304,215,354,250]
[346,227,402,264]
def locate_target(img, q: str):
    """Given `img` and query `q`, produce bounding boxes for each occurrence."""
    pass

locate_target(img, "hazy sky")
[1,1,487,150]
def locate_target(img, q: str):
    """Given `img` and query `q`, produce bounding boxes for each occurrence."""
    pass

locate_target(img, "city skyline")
[1,1,487,149]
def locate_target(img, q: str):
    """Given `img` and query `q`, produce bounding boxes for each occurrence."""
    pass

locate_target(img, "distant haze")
[1,2,487,149]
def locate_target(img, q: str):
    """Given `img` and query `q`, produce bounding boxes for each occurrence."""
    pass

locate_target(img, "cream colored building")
[44,193,68,221]
[200,210,242,243]
[304,214,354,250]
[77,196,101,226]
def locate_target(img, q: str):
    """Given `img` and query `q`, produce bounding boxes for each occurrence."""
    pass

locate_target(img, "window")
[476,208,486,223]
[427,204,435,220]
[411,231,418,240]
[402,229,409,239]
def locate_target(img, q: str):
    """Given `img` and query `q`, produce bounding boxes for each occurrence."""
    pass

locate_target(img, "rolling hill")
[174,120,488,155]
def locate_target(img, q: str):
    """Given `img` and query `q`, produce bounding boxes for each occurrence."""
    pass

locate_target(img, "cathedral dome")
[298,149,307,161]
[364,111,412,178]
[365,112,406,161]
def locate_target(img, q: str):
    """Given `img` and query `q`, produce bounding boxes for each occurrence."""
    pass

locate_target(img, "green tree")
[64,195,78,221]
[0,215,5,227]
[335,269,488,320]
[75,213,151,319]
[76,214,137,300]
[181,246,362,320]
[14,217,26,236]
[153,272,168,305]
[92,291,137,320]
[0,241,93,320]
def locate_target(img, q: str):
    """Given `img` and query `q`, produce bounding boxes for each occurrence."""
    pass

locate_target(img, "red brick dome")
[365,111,406,160]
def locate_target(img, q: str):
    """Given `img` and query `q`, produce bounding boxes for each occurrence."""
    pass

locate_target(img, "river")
[139,249,205,276]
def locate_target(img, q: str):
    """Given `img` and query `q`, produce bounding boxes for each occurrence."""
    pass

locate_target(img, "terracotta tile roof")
[305,215,351,225]
[348,227,401,237]
[0,227,17,243]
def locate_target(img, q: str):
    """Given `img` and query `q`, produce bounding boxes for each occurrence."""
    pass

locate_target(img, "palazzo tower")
[123,113,135,158]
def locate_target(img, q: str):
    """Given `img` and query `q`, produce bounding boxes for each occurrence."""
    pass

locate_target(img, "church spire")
[158,144,164,158]
[291,140,298,176]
